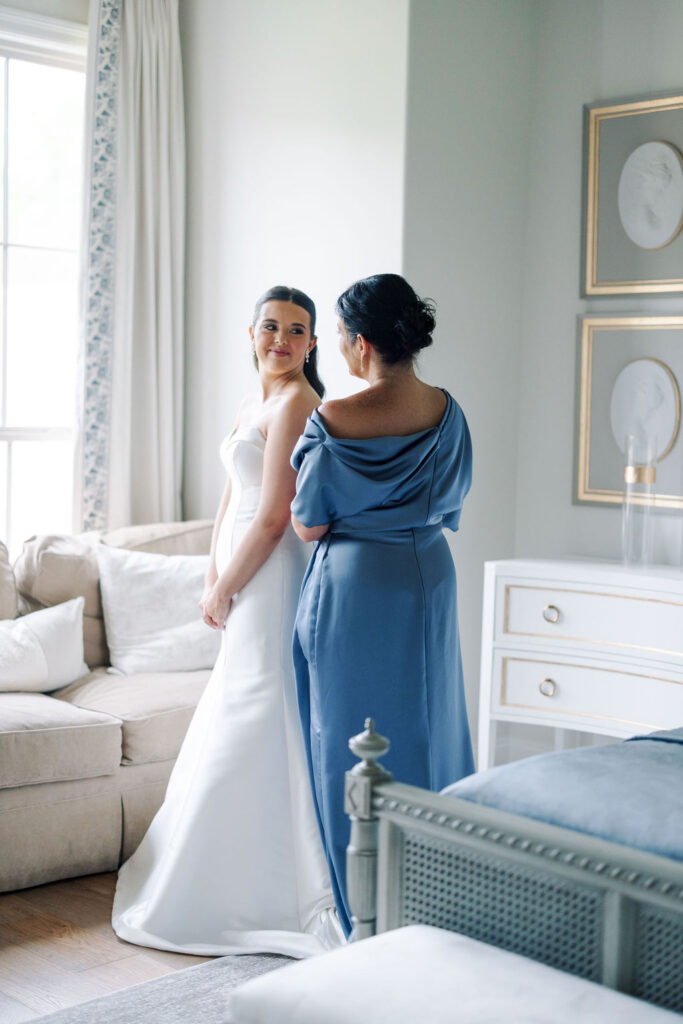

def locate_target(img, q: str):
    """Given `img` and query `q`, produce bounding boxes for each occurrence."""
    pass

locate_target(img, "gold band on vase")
[624,464,656,484]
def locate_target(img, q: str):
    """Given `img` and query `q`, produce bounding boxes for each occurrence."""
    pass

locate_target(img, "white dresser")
[478,558,683,769]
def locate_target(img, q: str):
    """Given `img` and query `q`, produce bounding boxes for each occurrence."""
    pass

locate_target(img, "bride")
[112,286,343,957]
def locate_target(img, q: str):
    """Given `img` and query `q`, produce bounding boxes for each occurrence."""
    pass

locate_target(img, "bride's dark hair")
[252,285,325,398]
[336,274,436,365]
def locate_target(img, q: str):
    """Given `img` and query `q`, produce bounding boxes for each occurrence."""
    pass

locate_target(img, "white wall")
[179,0,683,756]
[179,0,409,519]
[403,0,537,740]
[403,0,683,756]
[515,0,683,567]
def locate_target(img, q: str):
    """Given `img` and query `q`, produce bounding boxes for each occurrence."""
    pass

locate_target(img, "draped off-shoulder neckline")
[309,389,453,445]
[291,387,471,536]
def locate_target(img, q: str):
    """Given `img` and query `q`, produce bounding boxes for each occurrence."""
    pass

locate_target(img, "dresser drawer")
[499,581,683,661]
[492,652,683,734]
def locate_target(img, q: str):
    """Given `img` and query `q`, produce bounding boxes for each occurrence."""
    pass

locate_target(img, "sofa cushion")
[101,519,213,556]
[13,520,213,669]
[82,613,109,670]
[14,533,101,616]
[0,692,121,789]
[55,668,210,765]
[13,533,106,667]
[0,541,18,620]
[0,773,123,892]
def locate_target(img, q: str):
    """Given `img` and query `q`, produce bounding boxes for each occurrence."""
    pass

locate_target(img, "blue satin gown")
[291,390,475,936]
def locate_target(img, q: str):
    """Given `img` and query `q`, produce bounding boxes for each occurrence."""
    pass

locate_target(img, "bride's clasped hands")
[199,577,231,630]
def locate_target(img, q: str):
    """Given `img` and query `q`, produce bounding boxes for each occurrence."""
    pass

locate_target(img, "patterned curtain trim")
[81,0,120,531]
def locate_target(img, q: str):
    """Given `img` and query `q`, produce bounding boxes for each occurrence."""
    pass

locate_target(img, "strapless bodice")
[216,428,266,574]
[216,426,304,576]
[220,427,266,491]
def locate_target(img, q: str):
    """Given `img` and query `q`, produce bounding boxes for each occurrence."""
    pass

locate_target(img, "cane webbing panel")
[399,830,604,980]
[632,905,683,1013]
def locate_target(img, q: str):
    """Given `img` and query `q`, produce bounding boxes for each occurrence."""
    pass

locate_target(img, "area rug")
[35,953,290,1024]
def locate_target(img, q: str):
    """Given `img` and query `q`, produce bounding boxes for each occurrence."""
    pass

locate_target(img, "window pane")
[0,246,4,425]
[0,440,7,546]
[8,58,85,250]
[9,438,73,558]
[6,247,78,428]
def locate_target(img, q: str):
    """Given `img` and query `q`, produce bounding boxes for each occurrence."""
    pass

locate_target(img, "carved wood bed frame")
[344,720,683,1014]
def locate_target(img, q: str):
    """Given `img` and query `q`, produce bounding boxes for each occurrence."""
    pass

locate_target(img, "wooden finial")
[345,719,393,941]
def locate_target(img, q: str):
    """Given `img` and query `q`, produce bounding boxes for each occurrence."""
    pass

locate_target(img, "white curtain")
[77,0,185,532]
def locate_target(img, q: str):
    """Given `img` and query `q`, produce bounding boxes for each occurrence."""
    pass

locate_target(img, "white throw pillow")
[97,545,221,674]
[0,597,89,692]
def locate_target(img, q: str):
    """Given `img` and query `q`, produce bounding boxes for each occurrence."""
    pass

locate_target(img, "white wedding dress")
[112,428,343,957]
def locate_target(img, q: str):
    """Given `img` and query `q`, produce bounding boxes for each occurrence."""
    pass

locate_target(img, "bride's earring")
[305,350,310,364]
[360,350,364,373]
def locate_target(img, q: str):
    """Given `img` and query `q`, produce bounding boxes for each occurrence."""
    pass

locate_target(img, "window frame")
[0,6,87,71]
[0,5,87,552]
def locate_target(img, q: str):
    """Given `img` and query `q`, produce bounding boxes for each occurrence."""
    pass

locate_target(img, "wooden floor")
[0,873,213,1022]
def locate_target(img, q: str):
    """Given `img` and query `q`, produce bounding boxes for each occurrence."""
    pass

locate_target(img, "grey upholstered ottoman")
[229,925,680,1023]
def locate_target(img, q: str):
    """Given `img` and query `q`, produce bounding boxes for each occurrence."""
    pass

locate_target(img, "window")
[0,8,86,558]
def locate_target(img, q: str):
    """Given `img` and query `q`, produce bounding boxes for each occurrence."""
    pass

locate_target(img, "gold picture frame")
[576,315,683,508]
[583,92,683,295]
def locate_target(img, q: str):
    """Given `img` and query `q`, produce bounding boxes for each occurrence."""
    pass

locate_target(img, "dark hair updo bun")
[335,273,436,365]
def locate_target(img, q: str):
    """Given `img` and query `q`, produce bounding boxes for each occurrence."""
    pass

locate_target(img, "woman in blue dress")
[290,273,475,936]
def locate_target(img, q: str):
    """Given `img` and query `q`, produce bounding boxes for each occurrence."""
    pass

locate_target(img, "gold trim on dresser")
[499,656,680,731]
[503,582,683,658]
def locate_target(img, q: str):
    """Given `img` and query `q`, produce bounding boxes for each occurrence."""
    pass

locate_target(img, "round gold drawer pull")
[542,604,560,623]
[539,678,557,698]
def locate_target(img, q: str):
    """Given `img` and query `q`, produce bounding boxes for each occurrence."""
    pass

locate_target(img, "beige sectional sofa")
[0,520,213,892]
